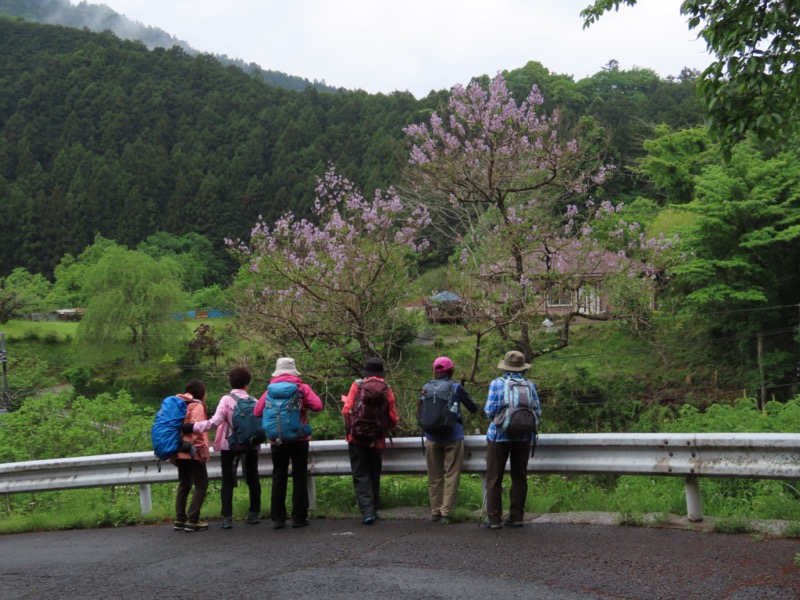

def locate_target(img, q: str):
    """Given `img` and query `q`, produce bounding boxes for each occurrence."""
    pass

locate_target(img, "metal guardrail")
[1,434,799,521]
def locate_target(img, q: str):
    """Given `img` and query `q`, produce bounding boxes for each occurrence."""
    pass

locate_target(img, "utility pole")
[1,332,8,413]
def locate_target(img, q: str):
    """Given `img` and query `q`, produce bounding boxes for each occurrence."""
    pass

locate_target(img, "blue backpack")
[151,395,190,461]
[262,381,311,444]
[227,392,266,450]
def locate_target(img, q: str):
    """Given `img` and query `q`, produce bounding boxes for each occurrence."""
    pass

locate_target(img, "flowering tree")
[405,74,672,371]
[231,166,430,378]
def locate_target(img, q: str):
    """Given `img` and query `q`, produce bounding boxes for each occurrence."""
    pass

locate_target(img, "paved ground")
[1,512,799,599]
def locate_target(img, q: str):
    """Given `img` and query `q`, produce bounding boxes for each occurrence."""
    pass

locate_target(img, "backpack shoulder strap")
[231,391,256,403]
[225,393,244,430]
[501,374,514,405]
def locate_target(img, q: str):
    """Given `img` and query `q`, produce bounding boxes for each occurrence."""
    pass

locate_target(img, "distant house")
[424,291,465,323]
[485,243,655,318]
[56,308,84,322]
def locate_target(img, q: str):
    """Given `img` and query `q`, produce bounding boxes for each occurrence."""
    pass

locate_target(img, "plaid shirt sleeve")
[484,376,506,441]
[484,377,506,420]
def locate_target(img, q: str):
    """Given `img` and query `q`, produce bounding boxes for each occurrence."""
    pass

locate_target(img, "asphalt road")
[1,516,799,600]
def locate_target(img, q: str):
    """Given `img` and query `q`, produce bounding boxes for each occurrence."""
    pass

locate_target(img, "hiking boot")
[503,517,524,528]
[431,515,442,522]
[272,520,286,529]
[246,511,261,525]
[292,519,310,528]
[483,519,502,530]
[173,521,186,531]
[184,521,208,532]
[361,514,376,525]
[221,517,233,530]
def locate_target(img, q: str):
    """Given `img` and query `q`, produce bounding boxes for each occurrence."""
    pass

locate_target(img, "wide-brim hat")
[362,357,385,377]
[272,357,300,377]
[497,350,530,372]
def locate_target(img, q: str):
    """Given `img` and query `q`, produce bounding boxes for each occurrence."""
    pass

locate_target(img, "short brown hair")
[228,367,251,389]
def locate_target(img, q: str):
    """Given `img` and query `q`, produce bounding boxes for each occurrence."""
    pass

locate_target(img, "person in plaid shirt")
[483,350,539,529]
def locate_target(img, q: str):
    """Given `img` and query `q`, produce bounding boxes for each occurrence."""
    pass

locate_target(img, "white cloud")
[92,0,710,96]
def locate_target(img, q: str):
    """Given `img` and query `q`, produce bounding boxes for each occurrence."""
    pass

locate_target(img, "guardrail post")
[684,476,702,522]
[139,484,152,514]
[308,476,317,510]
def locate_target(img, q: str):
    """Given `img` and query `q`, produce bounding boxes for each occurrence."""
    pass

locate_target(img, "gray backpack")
[493,377,541,434]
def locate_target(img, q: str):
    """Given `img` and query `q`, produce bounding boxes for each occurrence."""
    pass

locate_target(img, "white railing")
[2,433,799,521]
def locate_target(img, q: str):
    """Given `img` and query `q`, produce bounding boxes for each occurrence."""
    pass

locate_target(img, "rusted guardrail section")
[2,434,799,521]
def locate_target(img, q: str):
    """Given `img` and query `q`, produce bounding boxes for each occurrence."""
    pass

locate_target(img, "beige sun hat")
[497,350,530,372]
[272,357,300,377]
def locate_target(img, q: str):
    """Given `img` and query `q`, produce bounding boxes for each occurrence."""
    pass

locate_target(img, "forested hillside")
[0,0,338,92]
[0,16,703,278]
[0,17,429,276]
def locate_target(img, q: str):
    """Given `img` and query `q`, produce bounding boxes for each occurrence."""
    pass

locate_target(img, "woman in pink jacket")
[188,367,262,530]
[254,357,323,529]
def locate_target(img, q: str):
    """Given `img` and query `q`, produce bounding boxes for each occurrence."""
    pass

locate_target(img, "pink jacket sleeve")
[299,383,323,412]
[254,391,267,418]
[193,395,231,433]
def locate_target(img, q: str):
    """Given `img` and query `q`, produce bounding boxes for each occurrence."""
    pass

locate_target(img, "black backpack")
[416,379,458,435]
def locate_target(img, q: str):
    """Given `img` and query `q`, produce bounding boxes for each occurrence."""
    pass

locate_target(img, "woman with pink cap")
[417,356,477,523]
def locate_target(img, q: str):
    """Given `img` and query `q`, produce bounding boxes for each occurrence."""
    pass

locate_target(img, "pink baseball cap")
[433,356,454,372]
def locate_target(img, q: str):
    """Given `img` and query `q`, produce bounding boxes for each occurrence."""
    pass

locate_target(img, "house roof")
[430,291,461,303]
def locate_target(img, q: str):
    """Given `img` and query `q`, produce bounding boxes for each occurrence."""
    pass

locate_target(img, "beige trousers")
[425,439,465,517]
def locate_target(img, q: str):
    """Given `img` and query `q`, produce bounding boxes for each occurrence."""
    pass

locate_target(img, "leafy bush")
[0,391,152,462]
[663,395,800,433]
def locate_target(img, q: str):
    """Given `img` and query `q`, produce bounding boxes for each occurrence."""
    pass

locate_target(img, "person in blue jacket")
[420,356,478,523]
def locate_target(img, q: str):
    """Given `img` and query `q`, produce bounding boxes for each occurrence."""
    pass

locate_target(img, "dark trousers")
[485,439,531,523]
[220,448,261,518]
[270,441,310,524]
[348,442,383,517]
[174,458,208,523]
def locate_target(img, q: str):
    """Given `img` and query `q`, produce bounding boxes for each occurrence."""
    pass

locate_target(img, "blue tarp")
[173,309,233,320]
[430,291,461,303]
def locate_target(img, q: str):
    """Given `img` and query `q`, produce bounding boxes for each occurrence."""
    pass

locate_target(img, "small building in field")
[56,308,84,322]
[424,291,465,323]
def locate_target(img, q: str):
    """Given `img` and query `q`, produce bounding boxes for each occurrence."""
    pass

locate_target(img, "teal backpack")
[262,382,311,444]
[226,392,266,450]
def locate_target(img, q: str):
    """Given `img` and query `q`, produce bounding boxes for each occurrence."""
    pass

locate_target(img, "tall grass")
[4,470,799,534]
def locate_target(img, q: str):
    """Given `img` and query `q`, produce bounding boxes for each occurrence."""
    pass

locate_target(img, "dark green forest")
[0,13,702,278]
[0,0,339,92]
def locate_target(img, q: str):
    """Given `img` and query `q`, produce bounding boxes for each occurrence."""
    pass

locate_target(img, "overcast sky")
[94,0,711,97]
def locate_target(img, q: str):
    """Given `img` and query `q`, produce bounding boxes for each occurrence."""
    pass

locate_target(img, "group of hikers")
[164,350,541,532]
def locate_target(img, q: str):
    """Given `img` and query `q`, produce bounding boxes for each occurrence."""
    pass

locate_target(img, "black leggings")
[220,448,261,517]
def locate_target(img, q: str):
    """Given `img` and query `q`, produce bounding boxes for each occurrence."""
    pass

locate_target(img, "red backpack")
[346,377,390,444]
